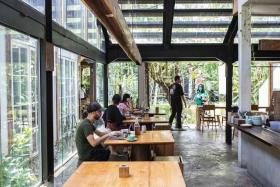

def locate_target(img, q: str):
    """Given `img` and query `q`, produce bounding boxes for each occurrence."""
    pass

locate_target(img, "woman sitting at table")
[105,94,126,131]
[118,93,133,115]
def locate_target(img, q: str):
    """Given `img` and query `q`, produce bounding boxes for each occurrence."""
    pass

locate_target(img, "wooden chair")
[200,105,221,131]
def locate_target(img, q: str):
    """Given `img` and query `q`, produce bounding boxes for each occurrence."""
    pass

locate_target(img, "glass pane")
[172,0,232,44]
[251,16,280,43]
[52,1,103,49]
[87,10,98,47]
[53,47,80,170]
[65,1,87,40]
[96,63,104,106]
[110,1,163,44]
[119,0,163,10]
[108,62,139,105]
[0,25,41,187]
[175,3,232,9]
[21,0,45,13]
[172,15,231,43]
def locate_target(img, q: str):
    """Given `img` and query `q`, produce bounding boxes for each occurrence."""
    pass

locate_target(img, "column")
[238,0,251,112]
[138,63,147,107]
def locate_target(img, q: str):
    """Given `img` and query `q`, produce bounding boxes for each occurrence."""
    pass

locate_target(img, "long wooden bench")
[154,123,171,130]
[154,156,184,175]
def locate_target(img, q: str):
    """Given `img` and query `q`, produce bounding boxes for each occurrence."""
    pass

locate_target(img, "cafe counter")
[235,125,280,187]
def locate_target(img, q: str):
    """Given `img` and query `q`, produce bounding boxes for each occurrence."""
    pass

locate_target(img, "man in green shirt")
[75,102,120,165]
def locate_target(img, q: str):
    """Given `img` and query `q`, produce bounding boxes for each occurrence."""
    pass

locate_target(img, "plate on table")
[240,124,252,128]
[126,138,137,142]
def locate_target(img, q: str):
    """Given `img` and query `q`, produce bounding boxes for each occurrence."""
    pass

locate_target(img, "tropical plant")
[0,127,38,187]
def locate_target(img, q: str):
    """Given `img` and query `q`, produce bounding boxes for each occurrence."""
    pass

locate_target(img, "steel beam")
[108,44,228,62]
[223,16,238,44]
[163,0,175,47]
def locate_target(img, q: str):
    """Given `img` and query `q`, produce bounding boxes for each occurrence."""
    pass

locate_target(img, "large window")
[108,62,138,105]
[53,47,80,169]
[52,0,105,51]
[21,0,45,13]
[0,25,41,186]
[96,63,104,106]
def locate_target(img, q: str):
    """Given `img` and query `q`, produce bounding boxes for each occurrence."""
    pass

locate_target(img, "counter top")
[230,124,280,152]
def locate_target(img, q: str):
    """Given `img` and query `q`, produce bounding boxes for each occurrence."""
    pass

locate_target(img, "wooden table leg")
[196,107,201,130]
[131,145,151,161]
[154,143,174,156]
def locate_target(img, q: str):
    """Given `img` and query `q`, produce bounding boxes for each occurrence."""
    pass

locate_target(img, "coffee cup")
[127,134,135,141]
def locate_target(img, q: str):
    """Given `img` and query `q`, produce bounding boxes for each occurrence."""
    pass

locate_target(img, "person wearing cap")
[105,94,126,131]
[75,102,121,165]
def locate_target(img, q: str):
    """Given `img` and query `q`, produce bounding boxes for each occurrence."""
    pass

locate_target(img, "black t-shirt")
[170,83,184,105]
[106,105,124,127]
[75,119,96,161]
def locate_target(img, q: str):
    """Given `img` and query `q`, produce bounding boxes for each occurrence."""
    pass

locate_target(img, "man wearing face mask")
[75,102,121,165]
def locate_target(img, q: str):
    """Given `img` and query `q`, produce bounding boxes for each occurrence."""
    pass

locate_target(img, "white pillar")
[238,0,251,112]
[138,63,147,107]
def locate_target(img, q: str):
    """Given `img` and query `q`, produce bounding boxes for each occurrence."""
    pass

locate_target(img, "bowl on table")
[127,134,136,141]
[251,116,262,126]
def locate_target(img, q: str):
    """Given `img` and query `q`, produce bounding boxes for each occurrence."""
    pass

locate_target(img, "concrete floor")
[54,127,259,187]
[173,126,259,187]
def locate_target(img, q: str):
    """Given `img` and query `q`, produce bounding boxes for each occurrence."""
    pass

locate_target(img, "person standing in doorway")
[169,75,187,130]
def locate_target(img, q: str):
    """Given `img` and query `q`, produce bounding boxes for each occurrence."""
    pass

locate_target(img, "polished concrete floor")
[173,126,258,187]
[55,126,259,187]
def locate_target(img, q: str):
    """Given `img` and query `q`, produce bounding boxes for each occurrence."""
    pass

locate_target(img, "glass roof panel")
[172,15,231,44]
[175,3,232,9]
[110,0,163,44]
[251,16,280,43]
[172,0,232,44]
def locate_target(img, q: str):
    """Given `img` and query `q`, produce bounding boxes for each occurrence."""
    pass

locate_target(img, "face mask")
[198,87,203,91]
[94,111,101,120]
[94,115,101,120]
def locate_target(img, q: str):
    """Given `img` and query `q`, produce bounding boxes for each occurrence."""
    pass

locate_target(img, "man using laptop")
[75,102,120,165]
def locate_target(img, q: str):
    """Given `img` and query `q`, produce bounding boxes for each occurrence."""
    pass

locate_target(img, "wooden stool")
[154,123,171,130]
[154,156,184,175]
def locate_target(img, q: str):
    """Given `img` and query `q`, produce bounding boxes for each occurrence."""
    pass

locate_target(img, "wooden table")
[123,116,169,124]
[64,161,186,187]
[105,130,175,160]
[132,110,166,116]
[123,116,169,130]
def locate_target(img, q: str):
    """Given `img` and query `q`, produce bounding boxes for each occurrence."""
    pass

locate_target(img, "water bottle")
[134,117,141,136]
[141,125,146,133]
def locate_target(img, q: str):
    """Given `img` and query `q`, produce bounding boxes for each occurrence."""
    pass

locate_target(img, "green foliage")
[149,62,269,124]
[0,127,38,187]
[82,67,91,94]
[108,62,138,103]
[232,63,269,105]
